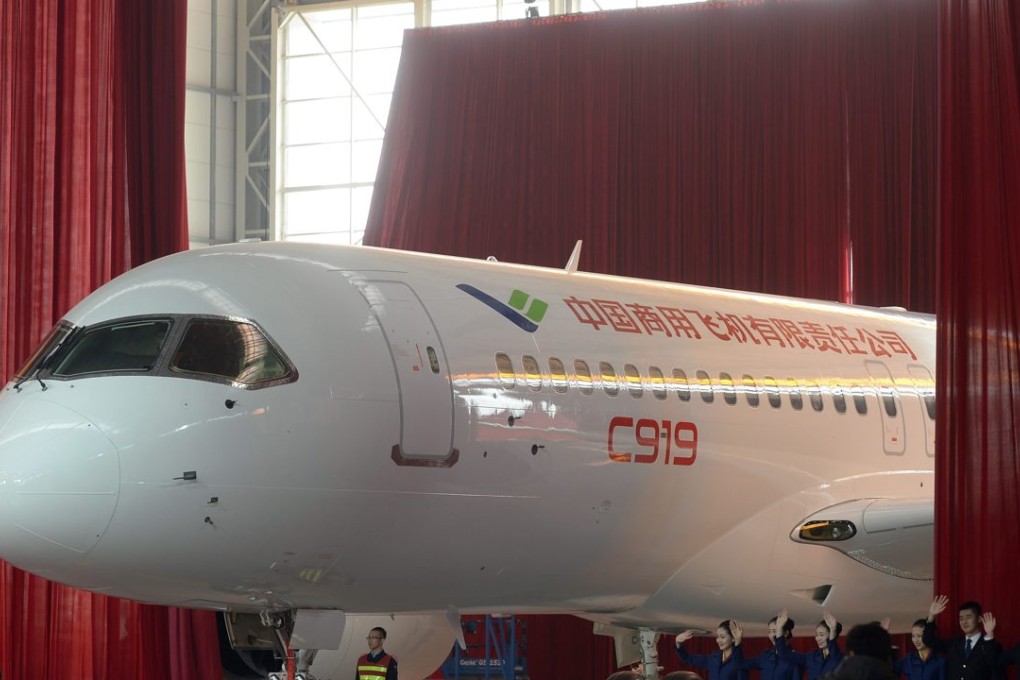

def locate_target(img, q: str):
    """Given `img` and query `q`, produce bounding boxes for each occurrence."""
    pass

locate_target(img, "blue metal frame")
[438,615,527,679]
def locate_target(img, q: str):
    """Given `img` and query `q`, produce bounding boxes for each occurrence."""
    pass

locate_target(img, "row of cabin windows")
[495,353,936,420]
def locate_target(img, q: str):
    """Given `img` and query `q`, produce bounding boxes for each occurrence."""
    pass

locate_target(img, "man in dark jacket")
[922,595,1002,680]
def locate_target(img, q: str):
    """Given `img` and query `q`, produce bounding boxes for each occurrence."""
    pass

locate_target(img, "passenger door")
[355,280,457,465]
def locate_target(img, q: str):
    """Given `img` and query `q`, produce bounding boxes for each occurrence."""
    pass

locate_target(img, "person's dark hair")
[818,619,844,638]
[370,626,388,639]
[670,673,702,680]
[846,623,893,664]
[717,620,734,638]
[833,655,897,680]
[769,616,795,637]
[959,601,982,617]
[912,618,928,628]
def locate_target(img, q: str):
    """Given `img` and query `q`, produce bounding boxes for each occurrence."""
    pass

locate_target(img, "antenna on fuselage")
[564,240,583,273]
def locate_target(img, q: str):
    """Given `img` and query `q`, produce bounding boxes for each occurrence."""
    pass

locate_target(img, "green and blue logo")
[457,284,548,333]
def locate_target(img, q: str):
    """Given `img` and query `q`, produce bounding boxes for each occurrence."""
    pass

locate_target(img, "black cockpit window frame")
[168,316,297,389]
[36,314,297,390]
[49,318,174,377]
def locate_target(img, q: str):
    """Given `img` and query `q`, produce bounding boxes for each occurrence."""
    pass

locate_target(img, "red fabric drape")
[934,0,1020,646]
[119,0,191,265]
[844,4,937,310]
[365,1,937,678]
[366,0,936,310]
[0,1,216,678]
[525,615,616,679]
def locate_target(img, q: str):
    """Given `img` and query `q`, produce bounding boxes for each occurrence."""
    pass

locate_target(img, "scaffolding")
[439,615,528,680]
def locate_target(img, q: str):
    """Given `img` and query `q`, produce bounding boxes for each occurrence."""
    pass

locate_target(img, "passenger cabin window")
[806,381,824,412]
[696,369,714,404]
[522,355,542,391]
[673,369,691,401]
[549,357,568,393]
[852,387,868,414]
[831,386,847,413]
[789,382,804,410]
[742,374,760,407]
[170,318,291,386]
[574,360,593,395]
[624,363,643,398]
[496,353,516,388]
[719,372,736,405]
[649,366,667,400]
[880,387,899,417]
[763,376,781,409]
[51,319,172,376]
[921,392,934,419]
[600,361,619,396]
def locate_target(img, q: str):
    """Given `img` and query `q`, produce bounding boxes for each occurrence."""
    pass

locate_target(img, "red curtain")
[0,1,217,678]
[934,0,1020,646]
[525,615,617,678]
[366,0,935,310]
[844,4,937,310]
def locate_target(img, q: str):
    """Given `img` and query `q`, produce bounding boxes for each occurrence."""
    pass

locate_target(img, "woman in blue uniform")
[776,611,843,680]
[895,619,945,680]
[742,610,799,680]
[676,620,746,680]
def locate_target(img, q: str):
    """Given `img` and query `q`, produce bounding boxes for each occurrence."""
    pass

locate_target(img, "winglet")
[565,240,583,273]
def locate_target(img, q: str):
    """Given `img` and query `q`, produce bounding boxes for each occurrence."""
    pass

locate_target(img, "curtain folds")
[934,0,1020,644]
[366,0,936,310]
[0,1,212,678]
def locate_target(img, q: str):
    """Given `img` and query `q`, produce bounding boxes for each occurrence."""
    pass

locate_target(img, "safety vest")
[357,652,395,680]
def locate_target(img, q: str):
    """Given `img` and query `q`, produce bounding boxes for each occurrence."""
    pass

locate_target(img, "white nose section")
[0,398,119,561]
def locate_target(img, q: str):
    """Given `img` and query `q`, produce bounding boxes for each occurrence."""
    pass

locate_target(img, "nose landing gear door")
[354,280,458,467]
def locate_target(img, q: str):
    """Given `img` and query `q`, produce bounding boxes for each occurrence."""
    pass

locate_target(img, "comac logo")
[457,284,548,333]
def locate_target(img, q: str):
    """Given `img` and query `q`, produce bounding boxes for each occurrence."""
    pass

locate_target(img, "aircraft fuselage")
[0,243,935,632]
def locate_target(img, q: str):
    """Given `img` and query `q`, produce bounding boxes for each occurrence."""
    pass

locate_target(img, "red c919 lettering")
[607,417,697,465]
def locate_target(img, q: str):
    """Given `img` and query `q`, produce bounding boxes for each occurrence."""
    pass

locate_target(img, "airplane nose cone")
[0,398,119,565]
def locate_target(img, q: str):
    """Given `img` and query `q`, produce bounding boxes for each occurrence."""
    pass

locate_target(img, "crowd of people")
[673,596,1020,680]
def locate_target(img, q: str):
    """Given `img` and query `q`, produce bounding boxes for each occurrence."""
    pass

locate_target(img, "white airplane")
[0,242,935,680]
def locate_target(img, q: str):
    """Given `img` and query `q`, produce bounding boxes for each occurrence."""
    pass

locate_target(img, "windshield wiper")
[11,325,80,392]
[13,368,48,392]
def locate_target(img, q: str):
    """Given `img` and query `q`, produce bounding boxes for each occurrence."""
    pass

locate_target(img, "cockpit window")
[19,315,295,390]
[50,319,171,376]
[170,318,291,385]
[14,321,75,381]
